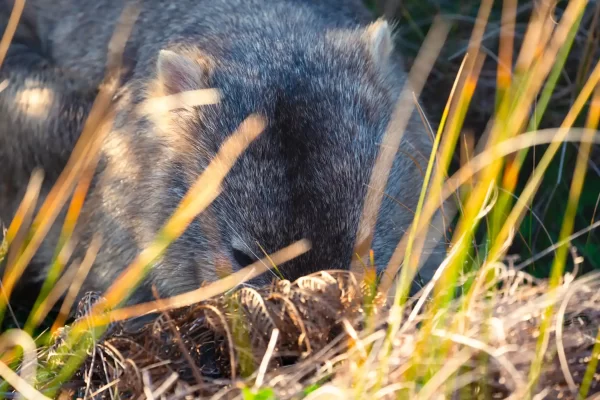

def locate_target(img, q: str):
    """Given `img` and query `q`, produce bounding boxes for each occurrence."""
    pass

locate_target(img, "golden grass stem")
[4,170,44,247]
[51,235,102,333]
[92,239,310,326]
[526,63,600,396]
[377,53,469,296]
[352,15,450,278]
[488,59,600,268]
[496,0,517,109]
[0,0,24,68]
[0,4,141,323]
[44,112,265,394]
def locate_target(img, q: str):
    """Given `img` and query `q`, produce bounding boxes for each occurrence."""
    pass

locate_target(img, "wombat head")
[147,19,440,293]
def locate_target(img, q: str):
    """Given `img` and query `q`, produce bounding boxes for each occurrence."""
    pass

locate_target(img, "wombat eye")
[232,248,257,269]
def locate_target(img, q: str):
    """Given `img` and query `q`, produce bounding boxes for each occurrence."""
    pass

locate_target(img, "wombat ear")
[157,49,208,95]
[364,19,393,65]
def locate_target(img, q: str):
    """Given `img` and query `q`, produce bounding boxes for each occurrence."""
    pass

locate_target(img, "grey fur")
[0,0,449,307]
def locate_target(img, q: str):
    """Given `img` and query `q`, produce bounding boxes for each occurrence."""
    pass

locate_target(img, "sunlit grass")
[0,0,599,398]
[341,0,600,398]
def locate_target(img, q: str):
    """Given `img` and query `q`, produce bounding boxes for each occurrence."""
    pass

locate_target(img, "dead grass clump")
[42,268,600,400]
[46,271,380,399]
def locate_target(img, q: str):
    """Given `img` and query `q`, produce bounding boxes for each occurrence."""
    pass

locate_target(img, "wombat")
[0,0,450,308]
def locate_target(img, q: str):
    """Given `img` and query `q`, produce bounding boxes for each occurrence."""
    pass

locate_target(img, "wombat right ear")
[364,19,393,66]
[157,49,208,95]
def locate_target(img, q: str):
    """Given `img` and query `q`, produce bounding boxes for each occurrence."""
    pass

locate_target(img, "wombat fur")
[0,0,450,309]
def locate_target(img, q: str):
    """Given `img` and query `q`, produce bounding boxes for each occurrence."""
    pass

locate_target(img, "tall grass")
[0,0,599,398]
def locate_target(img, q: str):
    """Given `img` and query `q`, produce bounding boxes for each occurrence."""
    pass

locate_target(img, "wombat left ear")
[157,49,209,95]
[364,19,393,65]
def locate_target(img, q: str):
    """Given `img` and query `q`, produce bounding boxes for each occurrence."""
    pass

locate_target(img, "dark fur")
[0,0,449,307]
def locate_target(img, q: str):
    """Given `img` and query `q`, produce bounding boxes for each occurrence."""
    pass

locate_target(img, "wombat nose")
[231,247,257,269]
